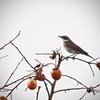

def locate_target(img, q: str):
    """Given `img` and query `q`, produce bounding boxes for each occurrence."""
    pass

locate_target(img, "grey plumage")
[58,35,94,59]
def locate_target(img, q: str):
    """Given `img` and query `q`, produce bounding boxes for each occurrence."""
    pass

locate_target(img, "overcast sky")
[0,0,100,100]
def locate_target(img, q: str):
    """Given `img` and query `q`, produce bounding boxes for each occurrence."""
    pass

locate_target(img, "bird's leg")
[68,54,77,60]
[72,54,77,60]
[65,54,77,60]
[64,54,77,61]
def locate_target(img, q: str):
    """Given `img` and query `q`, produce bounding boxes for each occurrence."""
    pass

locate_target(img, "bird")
[58,35,94,59]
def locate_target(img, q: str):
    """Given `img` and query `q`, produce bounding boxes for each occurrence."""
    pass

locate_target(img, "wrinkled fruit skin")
[0,96,7,100]
[34,69,45,81]
[27,79,37,90]
[51,69,62,80]
[36,74,45,81]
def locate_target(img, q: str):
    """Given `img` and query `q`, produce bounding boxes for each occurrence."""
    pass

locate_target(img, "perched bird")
[58,35,94,59]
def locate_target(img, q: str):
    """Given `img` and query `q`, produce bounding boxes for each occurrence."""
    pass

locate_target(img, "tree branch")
[62,74,87,88]
[10,42,34,69]
[36,86,41,100]
[0,31,21,50]
[5,58,24,85]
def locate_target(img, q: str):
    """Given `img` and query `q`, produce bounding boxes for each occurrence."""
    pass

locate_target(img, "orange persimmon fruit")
[0,96,7,100]
[51,69,62,80]
[27,79,37,90]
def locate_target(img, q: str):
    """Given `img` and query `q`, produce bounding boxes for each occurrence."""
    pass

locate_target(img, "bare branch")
[6,78,25,97]
[88,64,94,76]
[36,53,52,55]
[36,86,41,100]
[79,92,87,100]
[62,56,96,76]
[43,80,50,98]
[5,74,36,97]
[54,87,86,93]
[45,78,52,86]
[0,31,21,50]
[0,72,34,90]
[62,74,87,88]
[0,45,100,100]
[0,55,8,59]
[5,58,24,85]
[93,84,100,88]
[10,42,34,69]
[49,80,56,100]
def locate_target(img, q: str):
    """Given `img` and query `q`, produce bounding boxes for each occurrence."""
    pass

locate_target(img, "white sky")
[0,0,100,100]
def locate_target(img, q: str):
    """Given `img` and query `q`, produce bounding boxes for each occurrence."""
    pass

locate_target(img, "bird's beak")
[58,36,62,38]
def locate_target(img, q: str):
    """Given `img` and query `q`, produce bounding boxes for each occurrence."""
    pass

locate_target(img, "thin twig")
[62,74,87,88]
[0,72,34,90]
[10,42,34,69]
[90,57,100,62]
[0,55,8,59]
[54,87,86,93]
[10,93,13,100]
[36,86,41,100]
[35,59,41,64]
[0,88,11,92]
[93,84,100,88]
[45,78,52,86]
[6,75,36,97]
[6,78,25,97]
[36,53,52,55]
[62,56,89,63]
[63,56,95,76]
[88,64,94,76]
[0,31,21,50]
[5,58,24,85]
[79,92,87,100]
[43,80,50,98]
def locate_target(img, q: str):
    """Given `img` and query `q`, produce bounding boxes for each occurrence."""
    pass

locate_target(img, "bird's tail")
[83,51,94,59]
[87,54,94,59]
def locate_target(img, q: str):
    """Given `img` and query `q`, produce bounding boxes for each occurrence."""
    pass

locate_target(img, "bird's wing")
[66,41,88,55]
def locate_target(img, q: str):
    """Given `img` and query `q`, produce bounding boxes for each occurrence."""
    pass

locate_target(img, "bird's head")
[58,35,70,41]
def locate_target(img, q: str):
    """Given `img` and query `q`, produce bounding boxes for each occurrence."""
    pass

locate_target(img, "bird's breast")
[63,42,77,54]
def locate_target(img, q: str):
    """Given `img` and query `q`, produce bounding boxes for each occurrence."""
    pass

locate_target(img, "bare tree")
[0,32,100,100]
